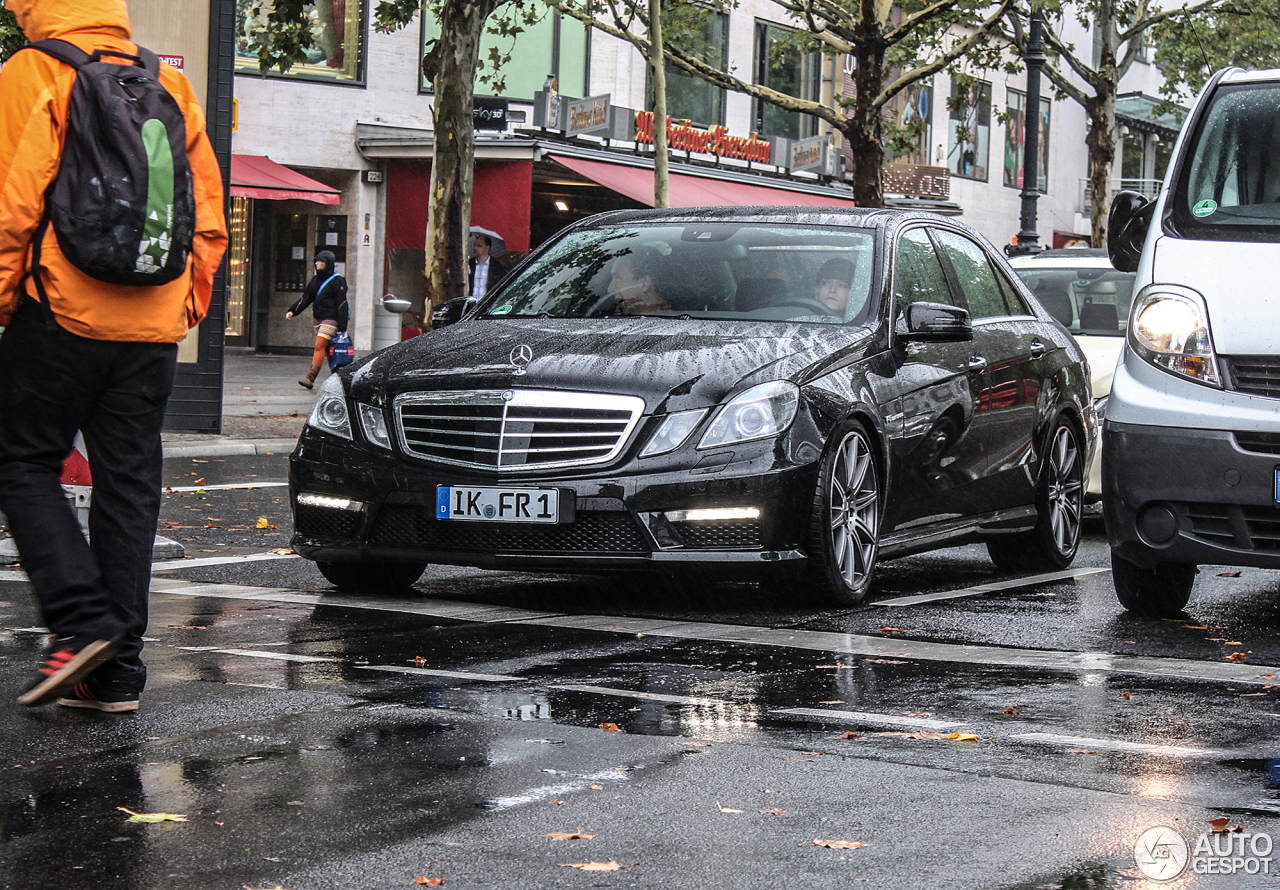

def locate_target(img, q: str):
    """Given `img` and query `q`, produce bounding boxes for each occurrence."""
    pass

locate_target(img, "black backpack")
[26,39,196,288]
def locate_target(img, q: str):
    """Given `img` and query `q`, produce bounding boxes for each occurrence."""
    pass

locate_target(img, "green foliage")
[1153,0,1279,101]
[0,4,26,64]
[238,0,318,73]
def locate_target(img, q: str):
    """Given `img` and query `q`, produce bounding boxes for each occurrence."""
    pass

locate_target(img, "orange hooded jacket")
[0,0,227,342]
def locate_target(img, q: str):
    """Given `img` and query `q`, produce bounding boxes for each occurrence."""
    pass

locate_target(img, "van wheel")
[1111,552,1196,616]
[987,419,1084,571]
[317,560,427,593]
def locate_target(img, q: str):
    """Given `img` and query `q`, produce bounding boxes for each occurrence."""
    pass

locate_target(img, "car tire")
[316,560,427,593]
[986,417,1085,572]
[1111,552,1196,616]
[803,421,881,605]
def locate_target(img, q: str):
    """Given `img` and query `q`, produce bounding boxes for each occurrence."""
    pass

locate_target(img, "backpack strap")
[28,212,61,332]
[26,39,92,69]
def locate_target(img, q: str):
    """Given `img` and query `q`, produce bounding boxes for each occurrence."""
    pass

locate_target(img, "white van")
[1104,68,1280,616]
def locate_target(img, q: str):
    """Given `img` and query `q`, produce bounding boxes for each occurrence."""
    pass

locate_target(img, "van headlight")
[1129,286,1221,387]
[699,381,800,449]
[307,374,353,440]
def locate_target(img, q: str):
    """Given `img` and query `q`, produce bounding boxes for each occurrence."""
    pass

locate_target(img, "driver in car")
[608,248,672,315]
[814,258,856,316]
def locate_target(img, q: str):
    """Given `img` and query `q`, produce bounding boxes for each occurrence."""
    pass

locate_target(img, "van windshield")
[1172,82,1280,240]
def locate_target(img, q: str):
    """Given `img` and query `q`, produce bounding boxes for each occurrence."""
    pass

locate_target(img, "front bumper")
[288,426,819,573]
[1103,420,1280,569]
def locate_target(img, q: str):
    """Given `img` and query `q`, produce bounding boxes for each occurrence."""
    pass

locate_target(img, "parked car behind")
[1105,68,1280,616]
[290,207,1095,603]
[1009,248,1136,511]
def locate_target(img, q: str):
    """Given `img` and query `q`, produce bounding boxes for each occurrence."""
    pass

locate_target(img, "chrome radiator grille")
[395,390,645,471]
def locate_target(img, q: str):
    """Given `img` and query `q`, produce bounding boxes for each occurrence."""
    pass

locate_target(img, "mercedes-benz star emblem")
[509,344,534,375]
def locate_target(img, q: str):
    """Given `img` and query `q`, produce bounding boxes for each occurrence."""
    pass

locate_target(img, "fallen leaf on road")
[864,658,907,664]
[600,723,620,732]
[838,732,859,740]
[819,700,845,704]
[1226,641,1245,646]
[589,784,605,790]
[545,832,595,840]
[243,886,289,890]
[168,625,206,630]
[678,741,712,747]
[817,663,851,669]
[805,839,866,850]
[256,517,270,529]
[1118,692,1131,700]
[946,733,979,742]
[875,731,948,740]
[1229,652,1248,662]
[268,548,295,555]
[880,627,915,635]
[760,788,775,793]
[551,800,566,805]
[1210,817,1242,833]
[717,802,743,813]
[760,806,790,816]
[193,478,205,485]
[1065,749,1097,755]
[118,807,187,823]
[409,656,426,667]
[904,711,934,717]
[415,878,444,886]
[1241,692,1266,696]
[1218,571,1242,577]
[787,757,816,762]
[1183,625,1209,630]
[1004,707,1022,717]
[560,861,628,871]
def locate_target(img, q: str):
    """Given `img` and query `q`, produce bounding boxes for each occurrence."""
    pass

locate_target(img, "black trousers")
[0,301,177,693]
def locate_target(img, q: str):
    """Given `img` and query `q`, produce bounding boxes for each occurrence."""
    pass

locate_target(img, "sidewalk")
[161,350,325,458]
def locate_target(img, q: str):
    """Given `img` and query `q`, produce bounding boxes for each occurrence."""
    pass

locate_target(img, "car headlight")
[1129,286,1221,387]
[358,403,391,449]
[640,408,708,457]
[699,381,800,449]
[307,374,352,440]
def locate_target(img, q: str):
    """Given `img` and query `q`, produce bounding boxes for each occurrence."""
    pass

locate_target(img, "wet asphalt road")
[2,452,1280,888]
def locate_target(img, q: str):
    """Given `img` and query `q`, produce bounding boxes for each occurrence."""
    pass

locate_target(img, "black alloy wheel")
[1111,551,1197,616]
[316,559,428,593]
[987,418,1085,572]
[805,422,881,604]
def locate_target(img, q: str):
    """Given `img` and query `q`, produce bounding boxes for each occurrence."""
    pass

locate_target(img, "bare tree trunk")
[425,0,499,307]
[649,0,670,208]
[847,31,887,208]
[1086,2,1118,247]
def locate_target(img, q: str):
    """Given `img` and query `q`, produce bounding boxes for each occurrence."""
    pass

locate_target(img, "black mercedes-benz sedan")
[289,207,1095,603]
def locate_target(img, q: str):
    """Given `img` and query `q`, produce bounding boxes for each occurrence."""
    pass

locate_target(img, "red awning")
[230,154,341,204]
[548,153,855,208]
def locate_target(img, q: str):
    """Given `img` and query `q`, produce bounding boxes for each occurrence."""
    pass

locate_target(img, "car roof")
[1220,68,1280,85]
[1007,248,1121,269]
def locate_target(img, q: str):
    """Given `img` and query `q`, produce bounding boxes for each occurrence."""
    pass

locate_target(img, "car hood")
[1151,236,1280,354]
[1075,333,1124,399]
[346,318,873,413]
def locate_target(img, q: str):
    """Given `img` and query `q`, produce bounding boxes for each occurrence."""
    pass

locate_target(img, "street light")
[1008,4,1045,257]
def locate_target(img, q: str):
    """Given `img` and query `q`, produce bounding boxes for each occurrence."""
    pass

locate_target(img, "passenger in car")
[608,247,672,315]
[814,258,857,315]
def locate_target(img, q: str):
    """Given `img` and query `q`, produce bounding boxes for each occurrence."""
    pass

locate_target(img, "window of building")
[752,21,820,140]
[947,79,991,181]
[236,0,366,83]
[1004,88,1050,190]
[421,3,587,99]
[653,8,728,127]
[886,80,933,166]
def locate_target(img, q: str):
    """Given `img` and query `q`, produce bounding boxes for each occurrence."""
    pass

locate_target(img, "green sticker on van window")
[1192,199,1218,217]
[491,304,513,315]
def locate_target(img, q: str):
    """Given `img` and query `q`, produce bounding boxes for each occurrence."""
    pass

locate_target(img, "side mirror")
[381,294,411,314]
[430,296,479,329]
[1107,190,1155,273]
[902,302,973,342]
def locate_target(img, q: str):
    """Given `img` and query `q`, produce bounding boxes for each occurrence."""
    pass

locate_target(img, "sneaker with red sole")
[18,637,119,707]
[57,681,139,713]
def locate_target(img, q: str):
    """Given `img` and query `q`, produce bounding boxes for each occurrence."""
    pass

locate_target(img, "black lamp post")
[1008,5,1045,256]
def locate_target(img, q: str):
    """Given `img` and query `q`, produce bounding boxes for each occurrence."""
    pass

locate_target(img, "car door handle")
[968,355,988,372]
[1029,340,1047,358]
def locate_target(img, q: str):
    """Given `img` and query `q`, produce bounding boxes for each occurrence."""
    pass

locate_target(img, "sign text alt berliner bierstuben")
[634,111,771,163]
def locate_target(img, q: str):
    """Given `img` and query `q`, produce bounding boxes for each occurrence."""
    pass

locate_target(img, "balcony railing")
[1078,178,1163,213]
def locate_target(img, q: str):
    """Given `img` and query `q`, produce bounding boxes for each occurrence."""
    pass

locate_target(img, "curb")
[0,534,185,565]
[162,438,297,458]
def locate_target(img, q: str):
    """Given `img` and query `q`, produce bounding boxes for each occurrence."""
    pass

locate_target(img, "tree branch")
[882,0,1016,107]
[886,0,963,43]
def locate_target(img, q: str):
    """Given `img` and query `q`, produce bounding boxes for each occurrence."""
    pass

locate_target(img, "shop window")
[1004,88,1049,190]
[651,7,728,128]
[236,0,366,83]
[752,21,820,140]
[886,80,933,166]
[226,197,251,338]
[421,2,587,100]
[947,78,991,181]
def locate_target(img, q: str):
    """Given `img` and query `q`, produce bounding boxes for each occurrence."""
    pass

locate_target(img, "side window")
[893,228,957,326]
[933,230,1008,320]
[992,264,1032,316]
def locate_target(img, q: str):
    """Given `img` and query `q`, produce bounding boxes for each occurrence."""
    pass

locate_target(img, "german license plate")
[436,485,559,523]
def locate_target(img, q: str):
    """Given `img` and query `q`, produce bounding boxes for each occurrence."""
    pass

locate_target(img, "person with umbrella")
[468,228,509,297]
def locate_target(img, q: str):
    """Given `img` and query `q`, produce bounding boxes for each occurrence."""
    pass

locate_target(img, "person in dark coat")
[286,250,348,388]
[467,234,509,297]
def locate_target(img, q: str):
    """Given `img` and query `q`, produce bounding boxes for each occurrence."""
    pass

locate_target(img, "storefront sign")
[789,136,825,173]
[473,96,510,131]
[566,95,611,137]
[634,112,771,164]
[158,54,184,71]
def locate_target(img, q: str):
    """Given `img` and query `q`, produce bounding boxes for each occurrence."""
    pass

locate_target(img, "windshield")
[480,223,877,325]
[1172,82,1280,240]
[1013,266,1134,336]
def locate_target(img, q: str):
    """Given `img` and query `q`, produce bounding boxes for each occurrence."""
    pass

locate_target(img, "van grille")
[394,390,645,472]
[1224,355,1280,399]
[1185,502,1280,552]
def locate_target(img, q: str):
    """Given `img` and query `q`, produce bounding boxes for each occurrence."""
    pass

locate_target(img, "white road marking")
[165,482,288,493]
[359,665,522,682]
[873,568,1111,607]
[1010,731,1228,759]
[151,552,299,571]
[552,684,730,707]
[178,648,337,663]
[776,707,965,730]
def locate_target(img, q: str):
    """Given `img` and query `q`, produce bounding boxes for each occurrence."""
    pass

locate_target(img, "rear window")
[479,223,878,325]
[1172,82,1280,241]
[1012,267,1134,336]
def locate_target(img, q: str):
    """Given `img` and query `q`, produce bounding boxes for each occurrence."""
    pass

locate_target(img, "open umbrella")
[469,226,508,257]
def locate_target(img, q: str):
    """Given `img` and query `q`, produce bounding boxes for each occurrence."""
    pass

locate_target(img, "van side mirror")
[1108,190,1155,273]
[430,296,479,329]
[902,302,973,342]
